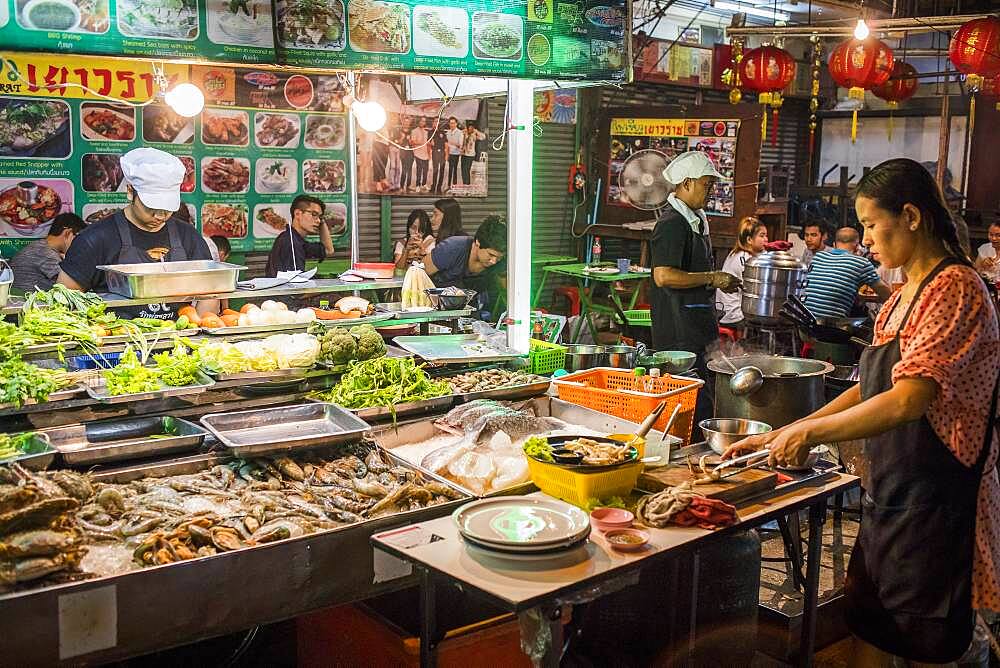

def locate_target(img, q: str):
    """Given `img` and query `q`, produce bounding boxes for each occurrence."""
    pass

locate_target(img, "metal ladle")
[721,354,765,396]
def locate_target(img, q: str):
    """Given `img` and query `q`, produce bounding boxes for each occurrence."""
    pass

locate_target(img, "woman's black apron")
[112,215,188,320]
[846,258,999,663]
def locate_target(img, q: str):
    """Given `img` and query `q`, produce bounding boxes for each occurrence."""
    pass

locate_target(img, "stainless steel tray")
[97,260,246,298]
[0,433,57,471]
[311,312,395,327]
[203,322,310,336]
[304,394,453,421]
[0,384,84,411]
[392,334,524,364]
[200,402,371,456]
[43,416,209,467]
[209,367,314,382]
[451,378,551,403]
[98,328,200,345]
[84,371,216,404]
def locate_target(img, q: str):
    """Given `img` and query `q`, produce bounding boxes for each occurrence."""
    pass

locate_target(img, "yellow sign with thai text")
[610,118,688,137]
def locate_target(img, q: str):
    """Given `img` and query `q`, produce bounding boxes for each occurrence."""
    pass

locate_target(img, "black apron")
[845,258,1000,663]
[650,210,717,353]
[112,215,188,320]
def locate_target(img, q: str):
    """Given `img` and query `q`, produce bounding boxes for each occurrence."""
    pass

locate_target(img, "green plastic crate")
[529,339,567,375]
[618,309,651,327]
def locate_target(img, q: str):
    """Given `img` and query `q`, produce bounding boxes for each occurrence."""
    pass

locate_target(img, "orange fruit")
[178,306,201,325]
[221,313,240,327]
[222,308,239,316]
[240,303,256,314]
[200,315,223,329]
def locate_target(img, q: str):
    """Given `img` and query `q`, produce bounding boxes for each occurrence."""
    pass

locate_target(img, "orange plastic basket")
[551,368,703,445]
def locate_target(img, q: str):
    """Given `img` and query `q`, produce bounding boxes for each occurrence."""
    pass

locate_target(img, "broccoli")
[355,328,386,361]
[321,328,358,365]
[349,324,376,338]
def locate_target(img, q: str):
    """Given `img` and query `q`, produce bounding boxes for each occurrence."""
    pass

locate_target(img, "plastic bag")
[401,262,434,310]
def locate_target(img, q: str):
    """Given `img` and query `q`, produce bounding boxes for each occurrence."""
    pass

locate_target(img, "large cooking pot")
[708,354,834,428]
[741,251,808,325]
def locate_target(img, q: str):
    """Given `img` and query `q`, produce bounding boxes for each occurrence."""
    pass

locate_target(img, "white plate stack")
[452,497,591,560]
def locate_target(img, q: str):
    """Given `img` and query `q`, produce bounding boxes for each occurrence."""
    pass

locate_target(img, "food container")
[0,432,57,471]
[425,288,476,311]
[84,370,216,404]
[43,416,208,466]
[97,260,246,298]
[200,402,370,456]
[529,339,567,375]
[699,418,772,455]
[605,344,637,369]
[604,528,650,552]
[590,507,634,532]
[564,344,607,372]
[352,262,396,279]
[526,456,643,508]
[741,250,808,325]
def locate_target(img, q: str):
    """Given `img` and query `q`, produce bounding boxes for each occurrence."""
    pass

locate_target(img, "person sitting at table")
[394,208,434,269]
[430,198,464,244]
[802,228,891,318]
[264,195,333,277]
[716,216,767,329]
[800,219,829,268]
[10,212,86,292]
[423,216,506,308]
[836,226,867,257]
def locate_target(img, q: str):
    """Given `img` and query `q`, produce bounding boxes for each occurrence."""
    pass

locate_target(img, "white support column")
[506,80,534,354]
[347,73,360,266]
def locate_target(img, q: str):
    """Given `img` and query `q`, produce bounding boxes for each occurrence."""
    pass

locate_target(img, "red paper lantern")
[739,45,796,146]
[828,37,894,142]
[949,16,1000,82]
[873,61,918,141]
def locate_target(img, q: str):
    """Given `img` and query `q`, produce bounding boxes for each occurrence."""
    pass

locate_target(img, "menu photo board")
[0,52,351,257]
[607,117,740,218]
[0,0,630,82]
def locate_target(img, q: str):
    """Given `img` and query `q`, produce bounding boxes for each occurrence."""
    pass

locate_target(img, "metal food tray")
[203,322,310,336]
[449,378,552,403]
[0,384,84,411]
[304,394,453,421]
[84,371,216,404]
[311,312,395,327]
[200,402,371,456]
[0,433,57,471]
[98,328,200,344]
[97,260,246,298]
[209,366,313,382]
[372,396,675,498]
[43,416,209,467]
[392,334,524,364]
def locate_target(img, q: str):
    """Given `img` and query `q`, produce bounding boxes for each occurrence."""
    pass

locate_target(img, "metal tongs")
[707,449,771,481]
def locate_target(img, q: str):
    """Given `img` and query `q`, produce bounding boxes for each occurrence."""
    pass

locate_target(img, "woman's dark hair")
[405,208,431,239]
[433,198,463,242]
[731,216,764,256]
[855,158,972,267]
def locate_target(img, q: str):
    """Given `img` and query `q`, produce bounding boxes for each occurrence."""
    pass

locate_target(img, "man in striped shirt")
[802,229,891,318]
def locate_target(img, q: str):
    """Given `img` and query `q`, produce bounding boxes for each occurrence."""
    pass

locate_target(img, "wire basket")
[551,368,703,445]
[529,339,566,375]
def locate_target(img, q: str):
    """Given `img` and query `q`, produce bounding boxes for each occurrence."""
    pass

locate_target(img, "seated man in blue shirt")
[803,227,891,318]
[423,216,506,307]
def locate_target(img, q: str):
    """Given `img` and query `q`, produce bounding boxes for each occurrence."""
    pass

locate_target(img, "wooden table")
[373,474,859,668]
[533,263,650,342]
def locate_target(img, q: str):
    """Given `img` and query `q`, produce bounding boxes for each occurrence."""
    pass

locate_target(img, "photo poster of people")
[607,118,739,217]
[355,76,487,197]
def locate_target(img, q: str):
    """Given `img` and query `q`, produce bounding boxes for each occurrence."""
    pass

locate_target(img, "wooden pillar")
[936,95,950,190]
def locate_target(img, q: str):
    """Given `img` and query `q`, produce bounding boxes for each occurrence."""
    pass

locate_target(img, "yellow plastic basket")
[526,457,643,508]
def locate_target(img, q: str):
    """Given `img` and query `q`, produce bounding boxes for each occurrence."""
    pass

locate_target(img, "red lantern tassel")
[760,106,768,147]
[771,108,779,146]
[851,109,858,144]
[970,93,977,138]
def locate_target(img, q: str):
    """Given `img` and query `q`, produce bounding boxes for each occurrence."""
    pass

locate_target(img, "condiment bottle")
[592,236,602,264]
[633,366,647,392]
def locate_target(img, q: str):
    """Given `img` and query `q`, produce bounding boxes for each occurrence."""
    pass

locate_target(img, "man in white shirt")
[410,116,431,192]
[445,117,463,189]
[975,221,1000,282]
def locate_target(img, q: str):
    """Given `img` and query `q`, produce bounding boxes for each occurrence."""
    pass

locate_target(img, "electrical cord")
[1,56,169,106]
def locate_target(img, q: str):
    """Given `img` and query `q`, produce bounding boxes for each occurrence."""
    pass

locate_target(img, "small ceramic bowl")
[604,528,650,552]
[590,507,635,532]
[551,448,584,465]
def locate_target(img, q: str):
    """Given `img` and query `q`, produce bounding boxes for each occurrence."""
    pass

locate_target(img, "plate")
[453,497,590,548]
[401,306,434,313]
[463,537,591,563]
[583,266,619,274]
[461,528,590,553]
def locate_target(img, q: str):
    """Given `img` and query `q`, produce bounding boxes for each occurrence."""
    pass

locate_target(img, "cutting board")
[638,465,778,505]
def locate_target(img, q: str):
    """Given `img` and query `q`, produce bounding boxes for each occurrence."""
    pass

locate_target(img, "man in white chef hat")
[650,151,740,424]
[57,147,215,320]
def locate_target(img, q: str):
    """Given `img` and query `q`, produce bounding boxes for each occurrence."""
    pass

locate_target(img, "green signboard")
[0,0,629,81]
[0,54,350,257]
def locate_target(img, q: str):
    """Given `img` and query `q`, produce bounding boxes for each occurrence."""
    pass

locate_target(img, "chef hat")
[120,148,185,212]
[662,151,725,185]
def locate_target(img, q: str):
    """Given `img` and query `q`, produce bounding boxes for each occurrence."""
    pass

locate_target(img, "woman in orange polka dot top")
[727,158,1000,665]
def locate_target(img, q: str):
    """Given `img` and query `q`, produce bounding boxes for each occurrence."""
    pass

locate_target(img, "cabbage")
[233,340,280,371]
[195,341,253,374]
[260,333,319,368]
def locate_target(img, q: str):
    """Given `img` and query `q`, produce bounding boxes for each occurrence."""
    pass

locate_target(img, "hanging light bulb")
[854,18,870,40]
[353,100,387,132]
[164,83,205,118]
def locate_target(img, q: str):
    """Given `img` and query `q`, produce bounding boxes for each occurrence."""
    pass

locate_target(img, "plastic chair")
[554,286,581,317]
[718,326,739,343]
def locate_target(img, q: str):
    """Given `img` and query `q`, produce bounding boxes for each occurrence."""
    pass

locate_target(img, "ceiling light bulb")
[164,83,205,118]
[354,100,387,132]
[853,18,870,40]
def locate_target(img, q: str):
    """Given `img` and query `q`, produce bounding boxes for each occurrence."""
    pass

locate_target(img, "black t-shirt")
[265,227,326,277]
[60,211,212,291]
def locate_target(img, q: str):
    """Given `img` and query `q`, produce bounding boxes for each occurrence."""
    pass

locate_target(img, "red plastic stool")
[718,326,739,343]
[553,287,581,317]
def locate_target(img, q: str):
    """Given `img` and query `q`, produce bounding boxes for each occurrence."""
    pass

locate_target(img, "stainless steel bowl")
[699,418,772,455]
[425,288,475,310]
[605,344,637,369]
[564,344,607,372]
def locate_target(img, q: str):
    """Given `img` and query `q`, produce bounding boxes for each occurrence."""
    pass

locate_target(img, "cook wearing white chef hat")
[649,150,738,427]
[120,147,186,230]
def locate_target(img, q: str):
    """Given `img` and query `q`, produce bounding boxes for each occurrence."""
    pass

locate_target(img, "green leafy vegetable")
[102,348,160,396]
[152,344,202,387]
[310,357,450,411]
[0,321,34,360]
[0,432,49,460]
[0,359,68,407]
[522,436,553,462]
[582,496,628,512]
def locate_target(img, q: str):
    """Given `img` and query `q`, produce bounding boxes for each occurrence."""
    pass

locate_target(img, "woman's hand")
[722,429,781,459]
[722,422,814,468]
